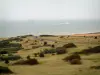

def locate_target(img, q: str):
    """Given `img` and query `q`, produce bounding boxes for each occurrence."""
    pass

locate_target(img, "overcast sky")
[0,0,100,20]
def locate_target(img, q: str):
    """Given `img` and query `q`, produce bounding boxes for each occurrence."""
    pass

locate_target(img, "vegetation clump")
[0,66,13,74]
[63,43,76,48]
[51,44,55,48]
[63,53,81,65]
[34,53,38,57]
[40,35,55,37]
[56,47,67,54]
[0,40,22,53]
[43,41,47,46]
[27,55,31,60]
[78,46,100,55]
[59,36,64,38]
[13,58,39,65]
[43,47,67,55]
[94,36,97,39]
[39,52,44,57]
[0,50,8,54]
[0,55,21,61]
[43,49,56,54]
[90,66,100,70]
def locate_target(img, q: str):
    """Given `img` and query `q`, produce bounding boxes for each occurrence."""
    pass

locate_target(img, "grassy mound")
[13,58,39,65]
[0,66,13,74]
[63,43,76,48]
[78,46,100,55]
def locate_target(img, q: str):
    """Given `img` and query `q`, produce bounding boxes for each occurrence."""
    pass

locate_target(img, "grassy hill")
[0,34,100,75]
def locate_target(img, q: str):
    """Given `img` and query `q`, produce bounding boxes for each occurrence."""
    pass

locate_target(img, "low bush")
[0,66,13,74]
[51,44,55,48]
[63,53,81,61]
[59,36,64,38]
[63,43,76,48]
[0,40,9,48]
[4,59,9,64]
[26,55,31,60]
[39,52,44,57]
[40,35,55,37]
[43,49,56,54]
[0,55,21,61]
[90,66,100,69]
[55,41,57,43]
[0,47,22,53]
[43,42,47,46]
[13,58,39,65]
[56,47,67,54]
[94,36,97,39]
[78,46,100,55]
[0,50,8,54]
[69,59,82,64]
[34,53,38,57]
[63,53,81,65]
[0,40,22,48]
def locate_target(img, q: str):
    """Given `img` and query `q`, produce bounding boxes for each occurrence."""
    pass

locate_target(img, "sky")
[0,0,100,20]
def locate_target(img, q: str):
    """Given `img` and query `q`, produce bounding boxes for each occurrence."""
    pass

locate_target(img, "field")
[0,34,100,75]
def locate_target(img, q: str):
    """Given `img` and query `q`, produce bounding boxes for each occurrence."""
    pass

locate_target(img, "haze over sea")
[0,19,100,37]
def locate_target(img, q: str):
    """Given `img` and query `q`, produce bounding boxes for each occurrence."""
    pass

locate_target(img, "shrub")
[0,40,9,48]
[40,35,55,37]
[8,37,23,42]
[0,47,22,52]
[63,53,81,65]
[56,47,67,54]
[43,49,56,54]
[4,59,9,64]
[63,43,76,48]
[60,36,64,38]
[27,55,31,60]
[90,66,100,69]
[67,35,70,38]
[44,42,47,46]
[39,53,44,57]
[0,66,13,74]
[0,41,22,53]
[69,59,82,64]
[8,53,13,56]
[13,58,39,65]
[94,36,97,39]
[78,46,100,54]
[51,44,55,48]
[32,46,39,49]
[0,40,22,48]
[0,55,21,61]
[63,53,81,61]
[34,53,38,57]
[0,50,8,54]
[55,41,57,43]
[52,53,55,55]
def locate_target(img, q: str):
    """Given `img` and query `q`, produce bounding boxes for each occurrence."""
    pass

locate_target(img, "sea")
[0,20,100,37]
